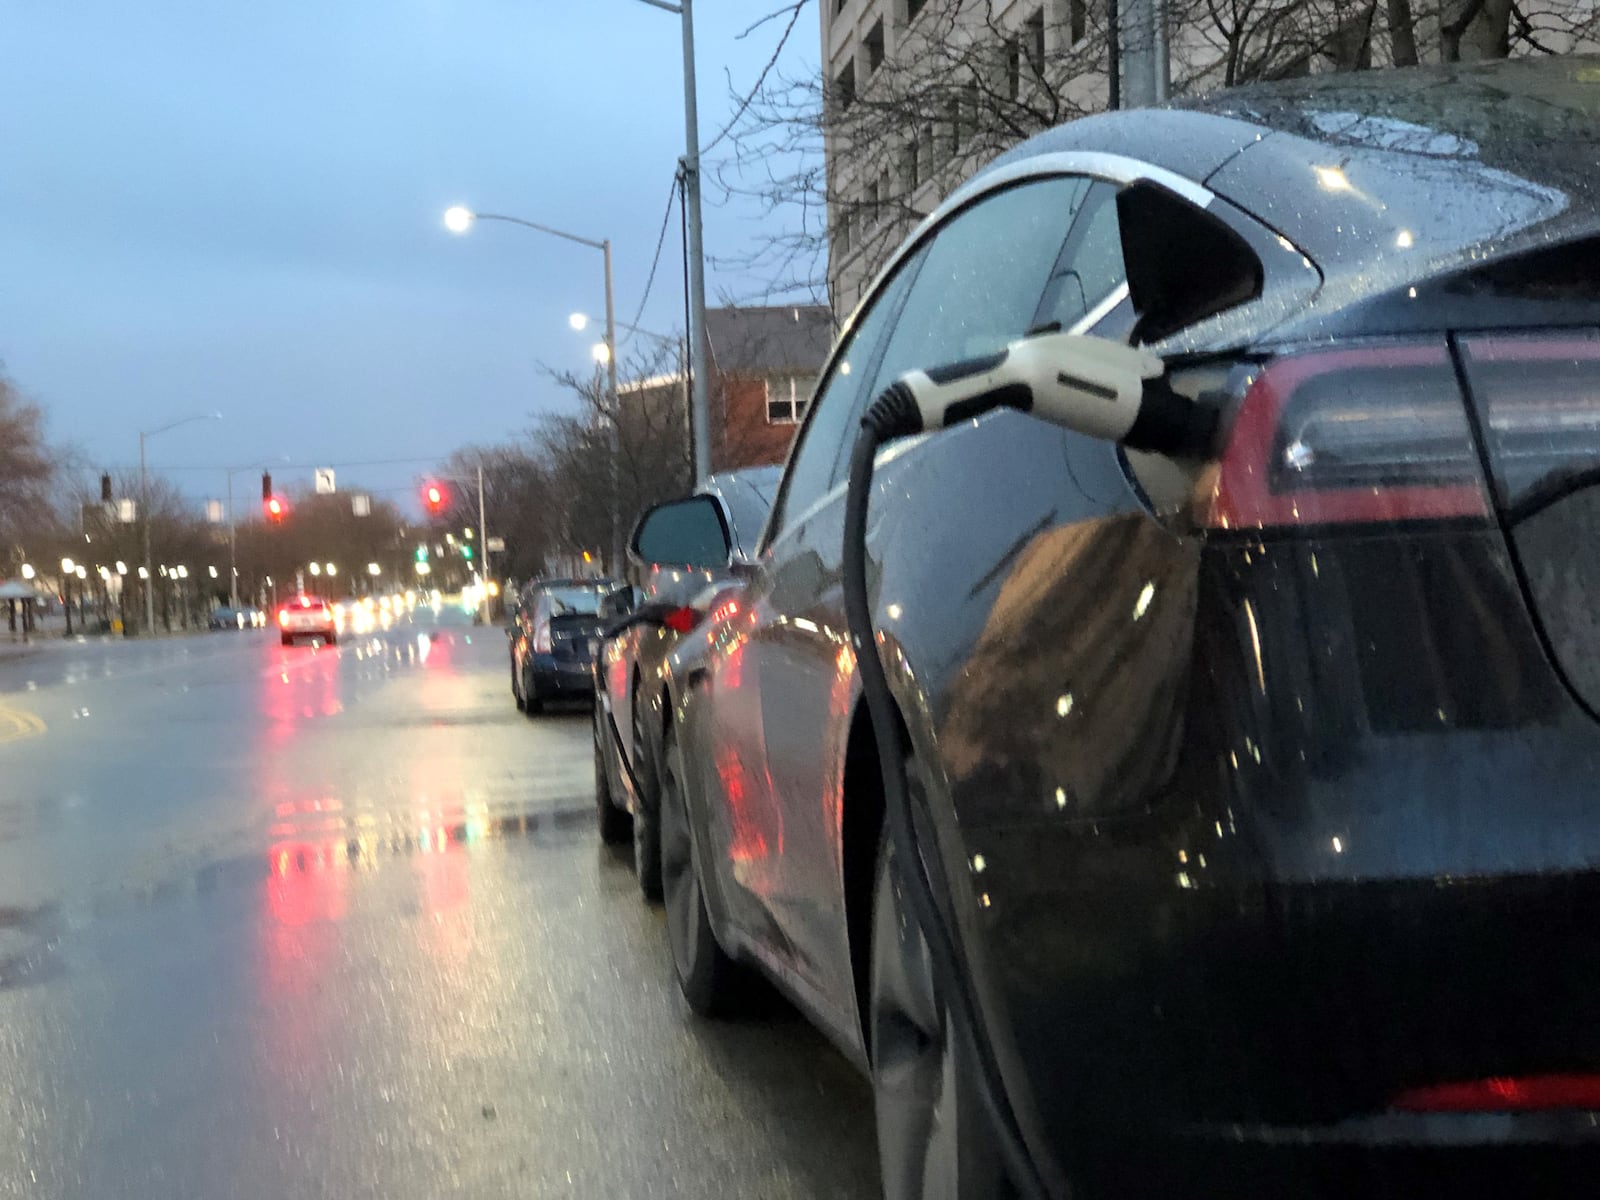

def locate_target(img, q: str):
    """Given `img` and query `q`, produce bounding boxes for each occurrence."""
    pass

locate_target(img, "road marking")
[0,706,46,744]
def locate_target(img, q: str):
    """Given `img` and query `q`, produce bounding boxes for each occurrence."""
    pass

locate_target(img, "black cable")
[628,175,680,339]
[842,391,1051,1200]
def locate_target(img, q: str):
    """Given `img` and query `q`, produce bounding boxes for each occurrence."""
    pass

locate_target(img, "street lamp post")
[139,412,221,636]
[632,0,710,484]
[60,558,75,637]
[445,208,622,569]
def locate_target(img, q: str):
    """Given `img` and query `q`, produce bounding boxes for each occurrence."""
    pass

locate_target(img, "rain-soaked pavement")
[0,606,878,1199]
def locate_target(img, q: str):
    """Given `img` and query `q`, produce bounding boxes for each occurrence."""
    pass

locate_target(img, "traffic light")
[265,496,286,522]
[423,481,447,513]
[100,473,113,503]
[262,472,272,502]
[461,544,473,560]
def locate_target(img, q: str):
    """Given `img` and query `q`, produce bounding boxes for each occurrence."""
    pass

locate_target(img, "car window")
[717,477,778,555]
[767,247,925,537]
[543,586,605,616]
[1036,182,1127,332]
[865,176,1092,399]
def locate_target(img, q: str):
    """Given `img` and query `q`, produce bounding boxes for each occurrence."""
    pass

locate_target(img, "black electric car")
[628,55,1600,1198]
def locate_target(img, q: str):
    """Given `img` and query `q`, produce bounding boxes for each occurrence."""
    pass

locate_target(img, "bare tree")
[0,369,58,565]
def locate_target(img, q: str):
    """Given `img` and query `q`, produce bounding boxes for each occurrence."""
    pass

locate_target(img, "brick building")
[705,304,835,471]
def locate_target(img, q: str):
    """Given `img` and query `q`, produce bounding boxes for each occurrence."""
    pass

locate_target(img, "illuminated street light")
[138,567,150,580]
[415,561,431,577]
[325,563,337,577]
[308,563,322,577]
[115,561,127,575]
[443,205,474,234]
[61,557,75,574]
[208,566,219,579]
[367,563,381,576]
[20,564,34,580]
[175,565,188,580]
[76,566,87,580]
[591,341,611,365]
[568,312,589,331]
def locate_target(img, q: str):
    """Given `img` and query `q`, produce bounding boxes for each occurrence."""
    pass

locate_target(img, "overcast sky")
[0,1,815,511]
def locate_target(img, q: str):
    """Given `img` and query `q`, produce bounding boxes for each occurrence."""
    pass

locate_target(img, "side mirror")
[630,495,732,571]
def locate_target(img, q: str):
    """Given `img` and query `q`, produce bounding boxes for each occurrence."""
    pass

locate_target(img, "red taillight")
[533,624,552,654]
[1393,1074,1600,1113]
[663,606,700,634]
[277,610,289,626]
[1200,342,1490,530]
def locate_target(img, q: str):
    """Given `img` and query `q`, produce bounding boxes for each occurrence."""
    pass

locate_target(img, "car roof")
[977,54,1600,341]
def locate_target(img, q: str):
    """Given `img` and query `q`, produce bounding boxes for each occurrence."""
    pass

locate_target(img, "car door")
[747,175,1102,1012]
[697,250,924,980]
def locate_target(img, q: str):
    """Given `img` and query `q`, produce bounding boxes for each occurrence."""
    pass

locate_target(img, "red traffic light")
[265,496,286,522]
[423,482,447,512]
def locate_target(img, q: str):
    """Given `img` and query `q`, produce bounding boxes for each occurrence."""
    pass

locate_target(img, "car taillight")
[663,606,700,634]
[1198,341,1490,530]
[533,624,552,653]
[277,610,289,626]
[1393,1074,1600,1113]
[1457,331,1600,514]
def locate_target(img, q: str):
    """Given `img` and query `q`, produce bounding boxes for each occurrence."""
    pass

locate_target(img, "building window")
[836,206,851,255]
[947,95,964,154]
[864,19,886,74]
[903,139,920,192]
[919,123,936,173]
[766,377,813,424]
[1069,0,1087,44]
[906,0,927,22]
[1005,37,1022,99]
[836,61,856,112]
[1025,9,1046,75]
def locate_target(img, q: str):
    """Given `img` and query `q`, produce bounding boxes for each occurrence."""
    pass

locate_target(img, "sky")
[0,1,817,514]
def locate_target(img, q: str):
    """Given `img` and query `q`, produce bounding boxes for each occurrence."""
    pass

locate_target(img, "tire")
[512,657,526,712]
[324,631,337,646]
[280,633,293,647]
[631,688,663,901]
[523,665,544,716]
[869,807,1014,1200]
[594,702,632,845]
[659,718,746,1014]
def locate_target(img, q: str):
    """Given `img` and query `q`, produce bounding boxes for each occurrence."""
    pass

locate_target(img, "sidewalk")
[0,613,210,660]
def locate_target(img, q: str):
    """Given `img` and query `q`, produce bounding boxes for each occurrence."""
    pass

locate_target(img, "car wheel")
[632,691,663,901]
[512,657,526,712]
[594,702,632,845]
[869,808,1014,1200]
[659,719,747,1015]
[523,666,544,716]
[324,630,337,646]
[280,633,293,647]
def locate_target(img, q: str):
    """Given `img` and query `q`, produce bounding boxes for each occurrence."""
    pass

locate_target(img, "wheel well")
[841,700,898,1059]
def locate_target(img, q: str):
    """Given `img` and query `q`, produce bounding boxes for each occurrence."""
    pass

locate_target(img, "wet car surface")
[0,609,875,1198]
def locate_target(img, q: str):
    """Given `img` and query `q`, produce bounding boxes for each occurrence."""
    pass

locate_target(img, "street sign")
[117,499,137,523]
[205,499,225,524]
[315,468,336,495]
[486,537,506,553]
[351,493,372,517]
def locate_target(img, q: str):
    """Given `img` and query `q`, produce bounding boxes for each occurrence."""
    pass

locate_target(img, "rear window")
[541,587,604,617]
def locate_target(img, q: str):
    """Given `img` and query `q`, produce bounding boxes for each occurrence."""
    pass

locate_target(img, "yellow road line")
[0,706,46,745]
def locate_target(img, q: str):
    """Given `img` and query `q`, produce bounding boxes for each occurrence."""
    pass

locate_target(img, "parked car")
[593,467,781,897]
[509,578,615,714]
[634,56,1600,1199]
[276,595,336,646]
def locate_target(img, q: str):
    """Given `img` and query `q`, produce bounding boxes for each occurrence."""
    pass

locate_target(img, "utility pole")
[477,462,490,624]
[680,0,711,484]
[140,432,153,636]
[1119,0,1169,107]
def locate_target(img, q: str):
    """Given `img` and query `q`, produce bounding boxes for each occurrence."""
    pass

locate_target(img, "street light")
[444,206,621,567]
[61,558,76,635]
[20,564,34,580]
[140,411,221,636]
[325,563,337,577]
[309,563,322,577]
[367,563,381,576]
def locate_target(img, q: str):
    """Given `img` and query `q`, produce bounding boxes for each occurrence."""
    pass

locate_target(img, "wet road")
[0,608,878,1199]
